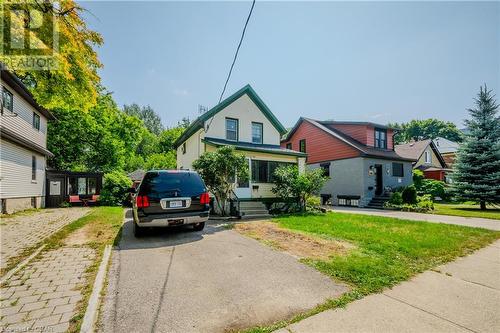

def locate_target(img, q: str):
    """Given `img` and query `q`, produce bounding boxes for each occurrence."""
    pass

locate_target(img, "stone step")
[241,209,270,215]
[241,213,272,220]
[239,202,267,209]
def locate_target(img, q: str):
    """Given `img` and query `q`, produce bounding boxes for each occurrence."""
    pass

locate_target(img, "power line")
[206,0,256,132]
[218,0,256,104]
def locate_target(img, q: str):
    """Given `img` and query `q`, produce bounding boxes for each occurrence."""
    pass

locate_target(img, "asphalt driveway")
[98,210,347,333]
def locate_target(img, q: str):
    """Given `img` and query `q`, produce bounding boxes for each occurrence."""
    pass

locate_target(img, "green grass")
[242,212,499,333]
[433,203,500,220]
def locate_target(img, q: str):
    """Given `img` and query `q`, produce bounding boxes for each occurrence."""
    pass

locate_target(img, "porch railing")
[229,189,241,218]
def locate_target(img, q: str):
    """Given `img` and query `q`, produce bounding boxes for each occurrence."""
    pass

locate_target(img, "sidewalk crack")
[382,294,477,333]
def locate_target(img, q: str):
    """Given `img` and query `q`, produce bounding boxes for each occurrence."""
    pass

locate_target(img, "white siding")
[0,80,47,148]
[203,94,281,145]
[176,128,205,170]
[0,139,46,198]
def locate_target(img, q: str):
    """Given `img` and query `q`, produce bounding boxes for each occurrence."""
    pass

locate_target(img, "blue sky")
[82,1,500,129]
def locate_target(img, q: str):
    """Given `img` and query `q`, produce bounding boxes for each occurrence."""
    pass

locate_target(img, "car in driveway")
[131,170,210,236]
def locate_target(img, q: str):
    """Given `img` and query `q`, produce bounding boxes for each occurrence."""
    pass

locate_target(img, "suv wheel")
[192,222,205,231]
[133,222,144,237]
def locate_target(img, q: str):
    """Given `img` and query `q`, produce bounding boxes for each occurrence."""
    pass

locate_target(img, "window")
[2,87,13,112]
[252,122,263,144]
[424,151,432,163]
[251,160,293,183]
[182,142,186,155]
[226,118,238,141]
[392,163,404,177]
[299,139,306,153]
[31,156,36,181]
[33,112,40,130]
[374,128,387,149]
[320,163,331,177]
[88,178,97,195]
[285,143,292,150]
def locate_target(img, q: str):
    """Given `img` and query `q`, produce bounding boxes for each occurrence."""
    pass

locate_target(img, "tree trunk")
[480,200,486,210]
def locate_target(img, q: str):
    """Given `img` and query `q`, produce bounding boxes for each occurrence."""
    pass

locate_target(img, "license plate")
[169,200,183,208]
[168,219,184,225]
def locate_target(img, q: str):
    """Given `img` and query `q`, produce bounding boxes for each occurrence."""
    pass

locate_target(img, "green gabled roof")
[173,84,287,148]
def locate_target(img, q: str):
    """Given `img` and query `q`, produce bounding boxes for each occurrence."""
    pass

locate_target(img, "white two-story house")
[0,65,55,214]
[174,85,306,214]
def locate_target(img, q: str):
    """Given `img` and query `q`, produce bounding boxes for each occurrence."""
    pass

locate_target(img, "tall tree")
[1,0,103,111]
[452,85,500,210]
[390,119,463,144]
[123,104,164,135]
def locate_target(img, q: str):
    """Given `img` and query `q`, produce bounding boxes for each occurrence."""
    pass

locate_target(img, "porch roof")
[202,137,307,157]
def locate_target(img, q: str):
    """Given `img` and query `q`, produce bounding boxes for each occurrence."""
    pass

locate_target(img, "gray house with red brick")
[281,118,413,208]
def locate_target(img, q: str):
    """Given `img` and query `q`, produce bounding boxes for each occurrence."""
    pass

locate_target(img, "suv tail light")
[200,192,210,205]
[136,195,150,208]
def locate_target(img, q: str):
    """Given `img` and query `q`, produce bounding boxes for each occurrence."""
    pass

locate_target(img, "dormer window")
[252,122,263,144]
[226,118,238,141]
[2,86,13,113]
[374,128,387,149]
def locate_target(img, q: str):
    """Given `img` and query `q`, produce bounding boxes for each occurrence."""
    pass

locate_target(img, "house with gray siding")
[281,118,414,208]
[0,65,55,214]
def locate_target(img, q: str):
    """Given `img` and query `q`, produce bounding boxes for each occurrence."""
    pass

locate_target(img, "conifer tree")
[452,85,500,210]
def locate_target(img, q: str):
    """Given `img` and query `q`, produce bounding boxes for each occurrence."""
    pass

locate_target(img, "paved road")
[331,206,500,231]
[99,211,347,333]
[280,240,500,333]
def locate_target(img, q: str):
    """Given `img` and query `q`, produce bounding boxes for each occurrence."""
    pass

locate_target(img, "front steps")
[366,195,391,209]
[238,201,271,219]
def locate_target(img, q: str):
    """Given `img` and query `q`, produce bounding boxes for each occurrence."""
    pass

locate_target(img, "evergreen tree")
[452,85,500,210]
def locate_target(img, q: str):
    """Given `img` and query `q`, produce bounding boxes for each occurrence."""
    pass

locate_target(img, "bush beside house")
[100,171,132,206]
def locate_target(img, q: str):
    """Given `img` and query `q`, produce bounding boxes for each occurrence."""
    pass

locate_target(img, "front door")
[46,177,65,207]
[234,158,251,198]
[375,164,383,196]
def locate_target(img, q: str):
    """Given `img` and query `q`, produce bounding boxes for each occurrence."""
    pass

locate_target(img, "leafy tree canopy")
[1,0,103,111]
[123,104,164,135]
[192,146,248,216]
[390,119,463,144]
[452,85,500,209]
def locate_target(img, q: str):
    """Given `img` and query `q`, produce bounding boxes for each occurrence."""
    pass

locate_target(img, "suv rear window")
[139,172,206,198]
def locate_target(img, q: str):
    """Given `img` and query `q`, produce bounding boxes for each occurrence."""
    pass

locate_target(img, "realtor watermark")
[1,0,59,70]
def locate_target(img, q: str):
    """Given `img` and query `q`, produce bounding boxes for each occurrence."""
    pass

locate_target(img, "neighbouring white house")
[0,64,55,214]
[174,85,306,217]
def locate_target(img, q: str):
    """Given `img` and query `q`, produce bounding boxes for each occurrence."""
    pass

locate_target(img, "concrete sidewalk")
[331,206,500,231]
[279,240,500,333]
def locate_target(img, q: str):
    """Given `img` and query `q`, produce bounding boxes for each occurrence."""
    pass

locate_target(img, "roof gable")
[395,140,447,167]
[174,85,286,148]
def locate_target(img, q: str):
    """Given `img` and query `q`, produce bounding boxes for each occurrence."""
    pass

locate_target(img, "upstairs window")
[392,163,404,177]
[252,122,263,144]
[2,87,13,112]
[320,162,331,177]
[285,142,292,150]
[299,139,306,153]
[182,142,186,155]
[374,128,387,149]
[33,112,40,131]
[424,151,432,163]
[31,156,36,181]
[226,118,238,141]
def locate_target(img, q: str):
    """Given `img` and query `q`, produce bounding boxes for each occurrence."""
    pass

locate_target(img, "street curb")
[1,244,46,284]
[80,245,112,333]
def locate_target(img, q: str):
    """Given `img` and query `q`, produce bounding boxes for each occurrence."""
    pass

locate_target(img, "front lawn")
[433,203,500,220]
[242,212,499,333]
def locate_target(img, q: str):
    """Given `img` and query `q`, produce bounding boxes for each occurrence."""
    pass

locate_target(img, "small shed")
[128,169,145,188]
[46,170,103,207]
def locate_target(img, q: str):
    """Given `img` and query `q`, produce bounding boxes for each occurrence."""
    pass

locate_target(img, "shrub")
[306,196,321,210]
[402,185,417,204]
[417,194,434,210]
[388,192,403,205]
[100,170,132,206]
[413,169,424,188]
[418,179,447,200]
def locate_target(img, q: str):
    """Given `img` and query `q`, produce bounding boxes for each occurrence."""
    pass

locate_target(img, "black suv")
[131,170,210,237]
